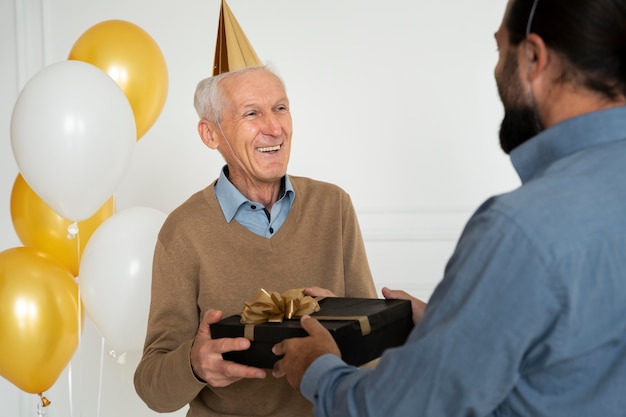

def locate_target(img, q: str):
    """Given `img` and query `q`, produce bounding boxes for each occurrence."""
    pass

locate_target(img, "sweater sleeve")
[133,237,207,412]
[340,192,377,298]
[339,192,380,368]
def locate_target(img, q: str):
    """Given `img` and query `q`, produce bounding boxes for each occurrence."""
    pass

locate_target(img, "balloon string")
[67,361,74,417]
[75,225,82,353]
[66,221,82,417]
[75,278,82,417]
[75,222,81,269]
[97,337,104,417]
[67,221,81,272]
[74,222,83,417]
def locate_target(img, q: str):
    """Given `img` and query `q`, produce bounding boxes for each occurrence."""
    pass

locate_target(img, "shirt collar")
[510,106,626,183]
[214,165,294,222]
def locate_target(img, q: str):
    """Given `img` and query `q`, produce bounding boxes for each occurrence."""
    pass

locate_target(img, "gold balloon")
[68,19,168,140]
[10,174,115,276]
[0,247,82,394]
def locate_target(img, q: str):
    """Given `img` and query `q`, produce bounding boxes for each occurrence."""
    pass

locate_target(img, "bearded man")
[273,1,626,416]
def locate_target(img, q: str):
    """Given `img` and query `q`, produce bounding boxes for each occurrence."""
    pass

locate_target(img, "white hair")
[193,64,285,123]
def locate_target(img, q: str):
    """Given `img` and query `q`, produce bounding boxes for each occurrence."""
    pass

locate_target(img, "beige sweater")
[134,176,377,417]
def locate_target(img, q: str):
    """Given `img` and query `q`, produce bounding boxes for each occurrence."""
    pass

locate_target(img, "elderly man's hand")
[272,315,340,390]
[190,309,266,387]
[303,286,337,298]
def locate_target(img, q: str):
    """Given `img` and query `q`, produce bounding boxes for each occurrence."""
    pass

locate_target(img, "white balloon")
[10,60,136,221]
[78,207,166,353]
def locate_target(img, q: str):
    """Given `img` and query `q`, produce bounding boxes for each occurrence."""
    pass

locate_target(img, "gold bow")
[240,288,320,324]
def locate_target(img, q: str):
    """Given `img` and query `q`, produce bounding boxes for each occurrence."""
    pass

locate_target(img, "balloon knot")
[108,349,127,365]
[38,393,51,407]
[67,222,79,239]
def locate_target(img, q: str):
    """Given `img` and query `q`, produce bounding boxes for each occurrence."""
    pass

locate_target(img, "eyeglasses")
[526,0,540,37]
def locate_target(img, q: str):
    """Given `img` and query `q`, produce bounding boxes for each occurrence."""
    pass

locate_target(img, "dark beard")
[496,48,542,155]
[499,106,542,154]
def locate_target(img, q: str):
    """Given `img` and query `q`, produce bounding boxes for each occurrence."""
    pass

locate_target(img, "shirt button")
[269,227,274,234]
[250,205,257,209]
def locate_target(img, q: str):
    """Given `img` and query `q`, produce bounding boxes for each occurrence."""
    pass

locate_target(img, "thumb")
[202,309,224,325]
[300,315,327,336]
[198,309,223,339]
[382,287,409,301]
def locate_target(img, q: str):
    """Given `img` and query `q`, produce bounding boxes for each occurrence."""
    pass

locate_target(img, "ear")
[520,33,549,83]
[198,119,220,150]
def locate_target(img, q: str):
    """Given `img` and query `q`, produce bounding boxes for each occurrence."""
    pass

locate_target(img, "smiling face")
[208,68,293,195]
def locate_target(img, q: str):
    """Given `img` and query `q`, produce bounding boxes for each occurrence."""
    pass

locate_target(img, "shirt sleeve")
[301,201,563,417]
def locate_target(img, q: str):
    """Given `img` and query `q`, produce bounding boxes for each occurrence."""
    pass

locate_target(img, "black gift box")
[210,297,413,369]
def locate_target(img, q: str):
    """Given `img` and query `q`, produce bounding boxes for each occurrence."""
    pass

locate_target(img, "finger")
[272,358,286,378]
[304,286,337,297]
[382,287,408,300]
[198,309,224,340]
[382,286,397,299]
[272,340,286,356]
[219,361,266,380]
[205,363,266,387]
[211,336,252,354]
[382,287,426,325]
[201,309,224,326]
[300,315,328,337]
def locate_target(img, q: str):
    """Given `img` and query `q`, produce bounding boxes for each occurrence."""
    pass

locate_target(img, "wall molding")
[14,0,46,91]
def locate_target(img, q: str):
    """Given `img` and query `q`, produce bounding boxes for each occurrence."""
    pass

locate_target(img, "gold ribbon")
[243,314,372,340]
[240,288,320,325]
[240,289,372,340]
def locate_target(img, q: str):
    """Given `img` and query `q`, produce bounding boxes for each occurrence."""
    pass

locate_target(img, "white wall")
[0,1,519,416]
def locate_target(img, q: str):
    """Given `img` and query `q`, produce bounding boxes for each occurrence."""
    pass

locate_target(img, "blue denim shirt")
[214,166,294,238]
[301,106,626,417]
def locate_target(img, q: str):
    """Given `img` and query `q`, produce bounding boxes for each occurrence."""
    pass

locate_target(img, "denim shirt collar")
[214,165,294,223]
[510,106,626,184]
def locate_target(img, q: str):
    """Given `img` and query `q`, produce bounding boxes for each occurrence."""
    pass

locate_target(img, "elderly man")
[273,1,626,416]
[134,66,377,417]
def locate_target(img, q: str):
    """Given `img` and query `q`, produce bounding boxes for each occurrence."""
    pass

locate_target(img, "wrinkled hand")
[303,286,337,298]
[272,315,340,390]
[382,287,427,325]
[190,309,266,387]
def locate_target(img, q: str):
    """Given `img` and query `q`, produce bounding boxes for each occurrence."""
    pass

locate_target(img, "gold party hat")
[213,0,262,75]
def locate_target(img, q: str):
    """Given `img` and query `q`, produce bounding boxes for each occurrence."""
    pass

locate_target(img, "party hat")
[213,0,262,75]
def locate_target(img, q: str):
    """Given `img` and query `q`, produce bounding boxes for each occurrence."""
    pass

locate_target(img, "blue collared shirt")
[214,166,294,238]
[301,107,626,417]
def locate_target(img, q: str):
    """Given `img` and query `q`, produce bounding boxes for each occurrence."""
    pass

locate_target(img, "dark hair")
[506,0,626,99]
